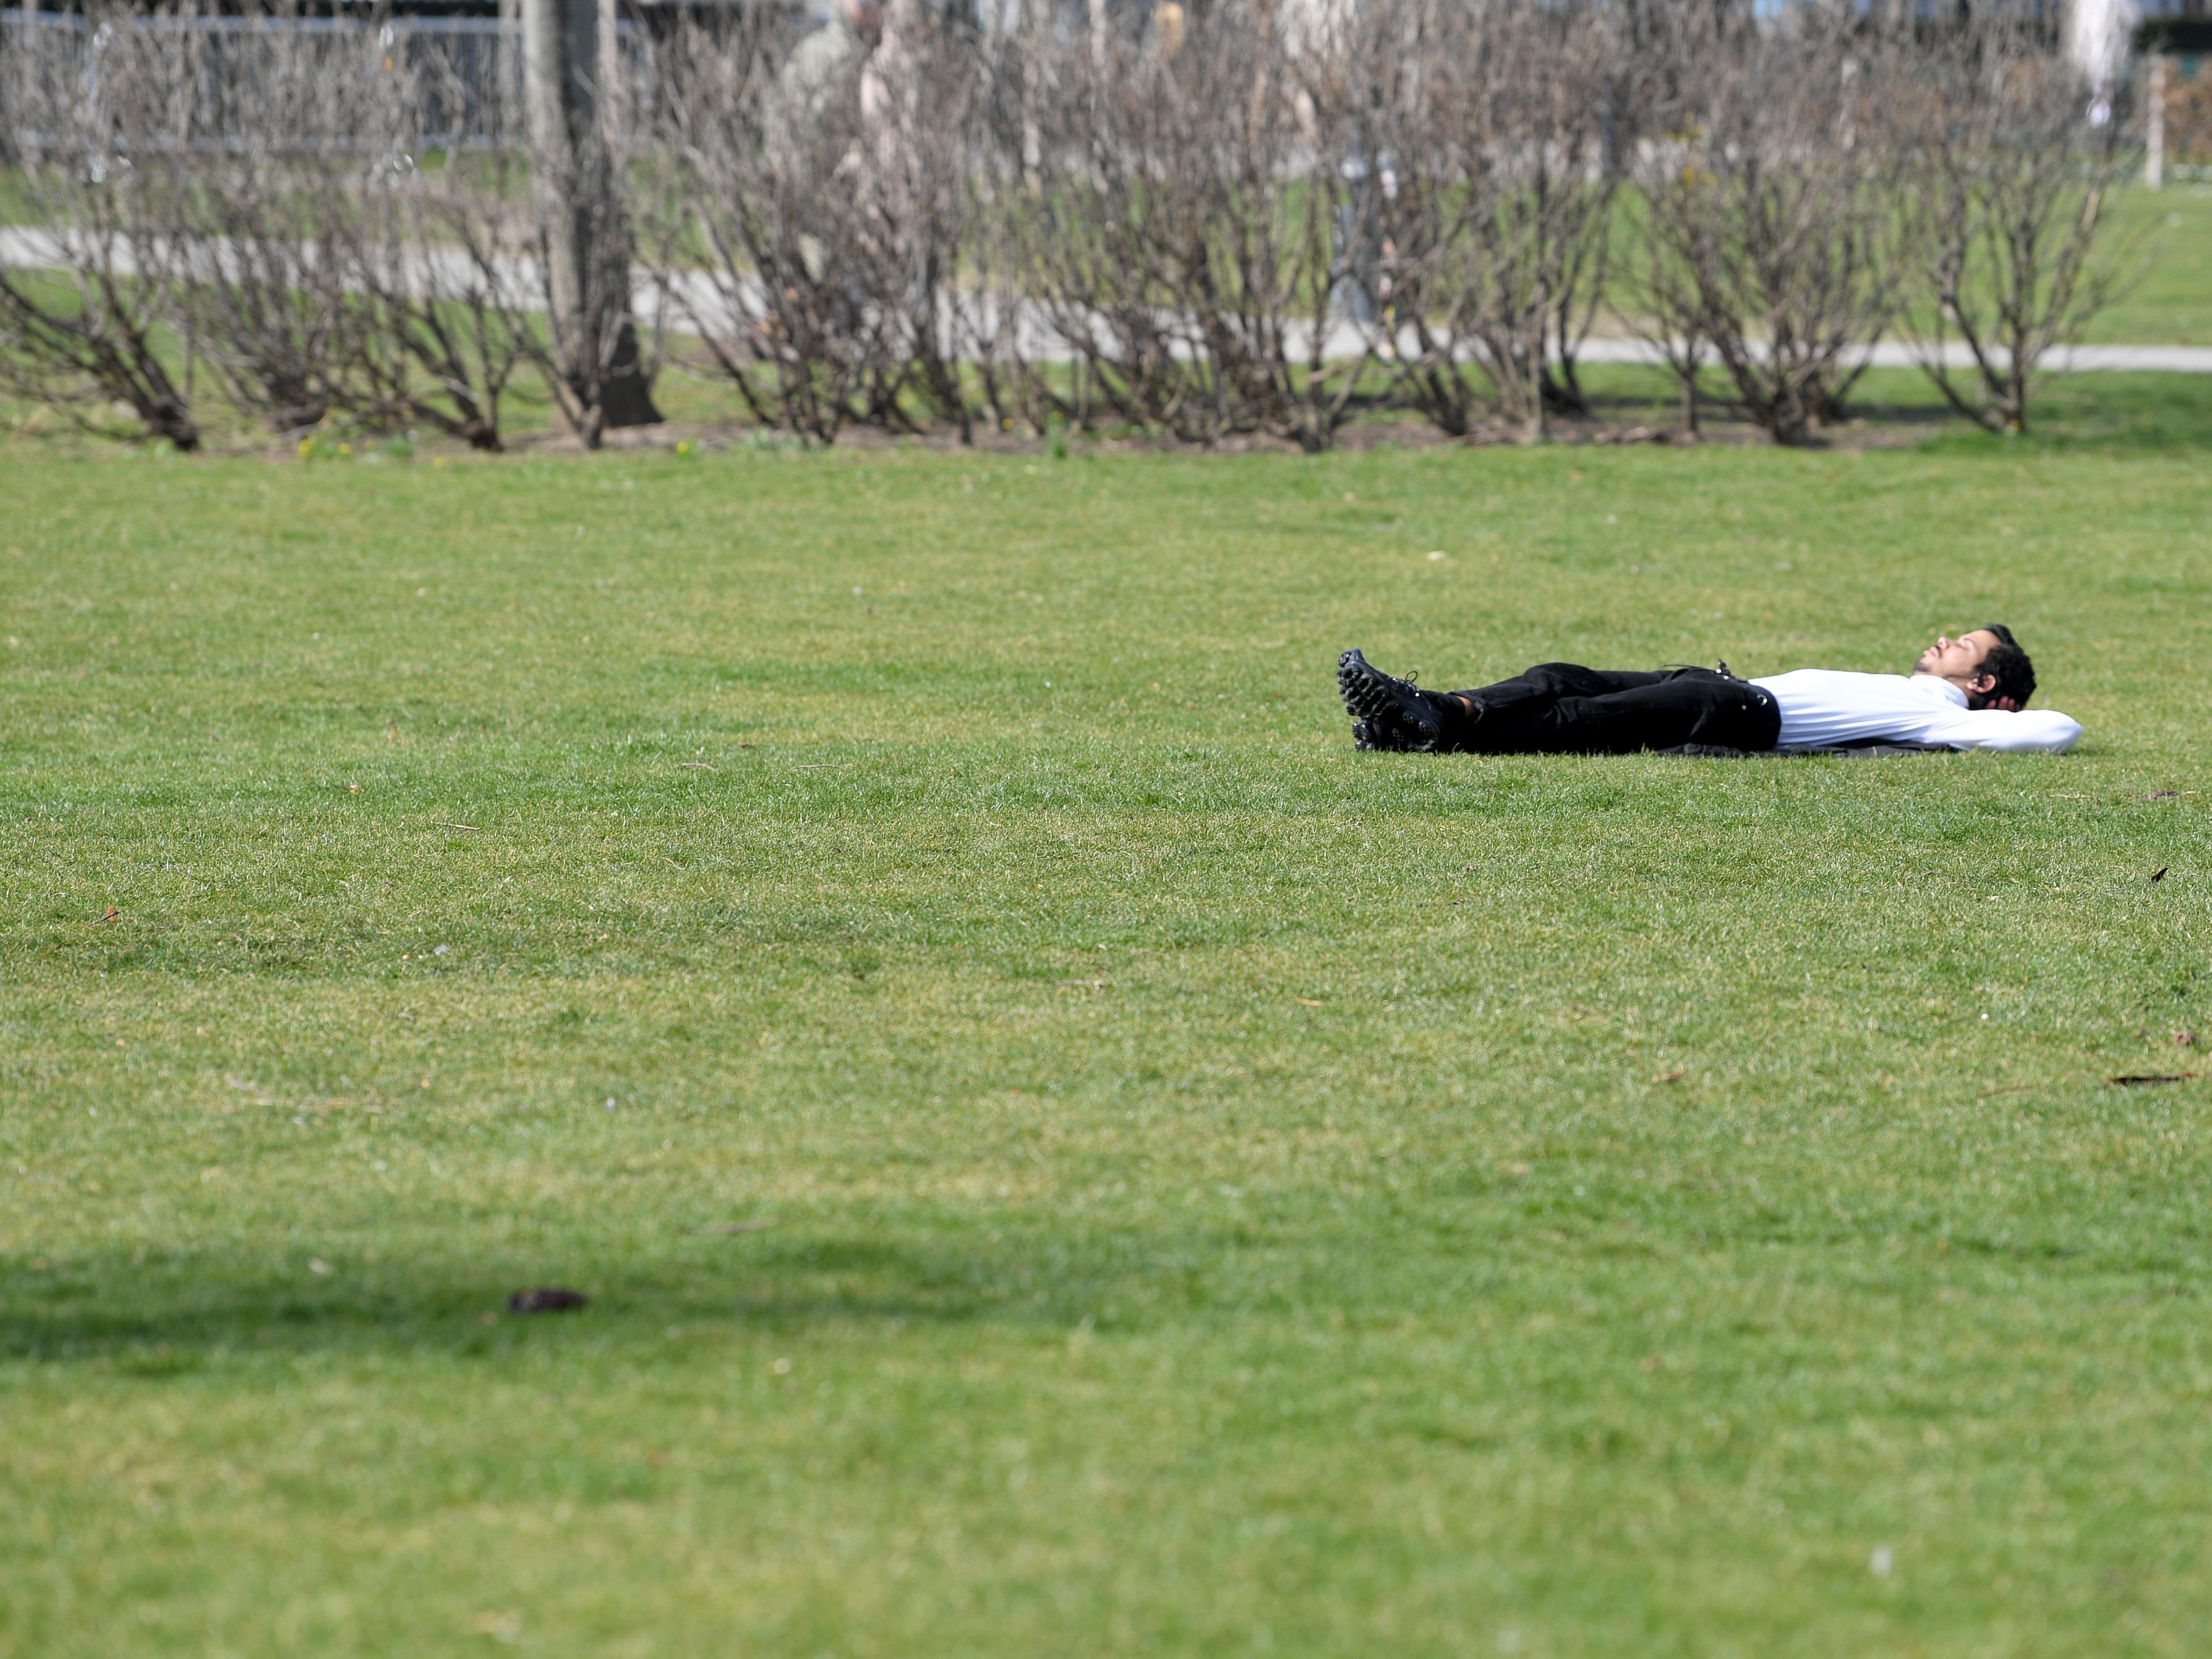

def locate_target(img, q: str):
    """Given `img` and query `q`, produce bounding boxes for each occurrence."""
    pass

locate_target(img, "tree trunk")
[521,0,659,442]
[498,0,523,139]
[2146,56,2166,191]
[596,0,625,150]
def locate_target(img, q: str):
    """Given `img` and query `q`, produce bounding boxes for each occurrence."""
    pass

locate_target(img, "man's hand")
[1966,672,2020,714]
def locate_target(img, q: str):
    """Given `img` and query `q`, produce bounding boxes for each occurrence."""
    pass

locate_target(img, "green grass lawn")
[4,417,2211,1657]
[2086,182,2212,344]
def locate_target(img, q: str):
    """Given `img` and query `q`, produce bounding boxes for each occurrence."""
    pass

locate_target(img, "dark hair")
[1974,623,2036,709]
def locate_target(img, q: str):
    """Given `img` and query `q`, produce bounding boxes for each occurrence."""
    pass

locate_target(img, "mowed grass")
[3,428,2211,1658]
[2095,183,2212,346]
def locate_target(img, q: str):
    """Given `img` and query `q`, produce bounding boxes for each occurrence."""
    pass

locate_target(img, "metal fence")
[0,9,649,150]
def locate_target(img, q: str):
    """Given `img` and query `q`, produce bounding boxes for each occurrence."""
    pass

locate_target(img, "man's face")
[1916,628,1999,682]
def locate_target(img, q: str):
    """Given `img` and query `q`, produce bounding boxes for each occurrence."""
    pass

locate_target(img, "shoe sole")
[1338,649,1438,751]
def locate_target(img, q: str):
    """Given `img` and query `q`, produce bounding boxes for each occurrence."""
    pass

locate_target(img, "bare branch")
[1631,3,1905,446]
[1895,15,2138,435]
[0,5,198,447]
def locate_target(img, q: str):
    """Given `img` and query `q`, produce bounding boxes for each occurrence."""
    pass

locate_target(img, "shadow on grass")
[5,1193,2178,1377]
[1913,372,2212,453]
[1573,364,2212,452]
[0,1224,1272,1372]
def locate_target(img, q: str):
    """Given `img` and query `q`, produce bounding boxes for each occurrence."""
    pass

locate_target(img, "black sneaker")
[1349,717,1401,753]
[1338,649,1446,752]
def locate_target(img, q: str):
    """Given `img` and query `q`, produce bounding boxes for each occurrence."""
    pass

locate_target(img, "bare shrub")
[1631,5,1905,446]
[1007,4,1369,451]
[1364,0,1621,443]
[647,7,879,441]
[326,151,538,453]
[5,0,2070,457]
[862,0,983,438]
[0,7,536,450]
[268,40,540,453]
[1897,19,2136,435]
[0,8,198,447]
[1325,4,1468,431]
[992,22,1221,442]
[135,7,362,436]
[643,2,986,443]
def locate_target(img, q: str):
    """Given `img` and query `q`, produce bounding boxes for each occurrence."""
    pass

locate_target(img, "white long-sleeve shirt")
[1750,669,2082,753]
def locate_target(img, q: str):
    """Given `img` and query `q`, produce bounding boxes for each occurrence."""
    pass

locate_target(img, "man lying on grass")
[1338,627,2082,756]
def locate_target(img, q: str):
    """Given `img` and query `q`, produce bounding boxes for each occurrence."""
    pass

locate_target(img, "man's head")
[1915,624,2036,711]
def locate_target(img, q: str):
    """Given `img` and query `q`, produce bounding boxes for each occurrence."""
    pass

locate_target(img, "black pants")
[1443,663,1781,754]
